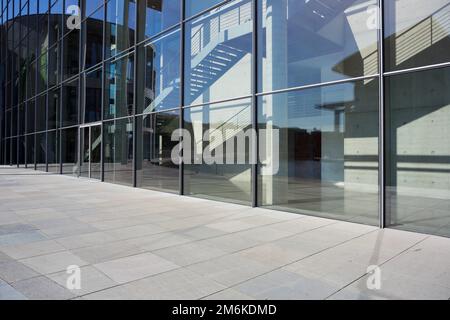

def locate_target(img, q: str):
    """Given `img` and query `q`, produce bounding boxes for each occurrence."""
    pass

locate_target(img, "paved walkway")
[0,166,449,300]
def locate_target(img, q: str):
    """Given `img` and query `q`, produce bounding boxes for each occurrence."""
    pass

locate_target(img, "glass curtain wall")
[1,0,450,237]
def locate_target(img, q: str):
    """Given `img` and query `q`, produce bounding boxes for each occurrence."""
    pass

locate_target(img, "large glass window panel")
[49,0,63,46]
[11,137,17,165]
[84,67,102,123]
[138,0,180,40]
[39,0,49,14]
[386,67,450,237]
[36,94,47,132]
[258,79,379,225]
[84,7,104,69]
[48,42,61,87]
[62,78,79,127]
[26,100,35,133]
[37,51,48,93]
[184,98,252,205]
[184,0,253,106]
[185,0,224,18]
[18,136,26,166]
[104,53,134,119]
[38,12,49,54]
[27,60,36,98]
[84,0,103,19]
[26,134,35,168]
[11,107,17,136]
[106,0,136,59]
[258,0,379,93]
[36,132,46,171]
[63,29,80,79]
[61,127,79,175]
[384,0,450,71]
[137,29,180,114]
[48,88,60,129]
[5,110,11,138]
[18,104,25,135]
[47,130,59,173]
[136,111,179,193]
[5,139,11,165]
[104,117,134,186]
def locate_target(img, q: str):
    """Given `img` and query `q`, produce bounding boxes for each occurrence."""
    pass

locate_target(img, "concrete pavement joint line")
[198,228,380,300]
[324,235,431,300]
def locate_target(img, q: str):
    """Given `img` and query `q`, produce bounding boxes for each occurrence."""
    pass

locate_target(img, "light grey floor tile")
[0,283,28,300]
[0,240,66,260]
[47,266,117,296]
[0,260,39,283]
[94,252,179,284]
[234,270,341,300]
[20,251,88,275]
[72,241,146,264]
[153,242,227,266]
[83,268,225,300]
[12,276,76,300]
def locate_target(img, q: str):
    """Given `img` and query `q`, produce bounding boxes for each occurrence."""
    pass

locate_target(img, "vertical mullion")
[378,0,385,229]
[179,0,185,196]
[251,0,258,208]
[100,1,106,182]
[132,0,138,188]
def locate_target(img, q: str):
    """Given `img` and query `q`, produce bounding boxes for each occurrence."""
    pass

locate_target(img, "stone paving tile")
[153,242,228,267]
[202,288,255,300]
[56,232,117,250]
[71,241,146,265]
[327,271,450,300]
[233,269,341,300]
[0,260,39,283]
[187,253,276,287]
[0,231,48,246]
[47,266,118,296]
[94,252,180,284]
[11,276,76,300]
[0,240,66,260]
[0,282,28,300]
[83,268,226,300]
[0,223,37,236]
[20,251,88,275]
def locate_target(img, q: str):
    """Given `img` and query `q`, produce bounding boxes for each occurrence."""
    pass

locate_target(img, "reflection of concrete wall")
[389,69,450,199]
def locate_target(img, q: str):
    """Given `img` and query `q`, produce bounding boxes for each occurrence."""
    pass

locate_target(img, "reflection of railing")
[395,3,450,65]
[191,1,252,57]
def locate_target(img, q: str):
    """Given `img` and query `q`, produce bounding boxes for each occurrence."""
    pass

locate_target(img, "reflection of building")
[1,0,450,238]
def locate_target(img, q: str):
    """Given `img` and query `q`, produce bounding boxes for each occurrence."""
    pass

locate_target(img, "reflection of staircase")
[142,1,252,112]
[189,43,247,101]
[187,0,252,102]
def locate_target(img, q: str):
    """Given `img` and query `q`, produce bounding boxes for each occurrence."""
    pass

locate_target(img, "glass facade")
[1,0,450,237]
